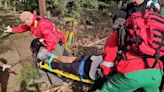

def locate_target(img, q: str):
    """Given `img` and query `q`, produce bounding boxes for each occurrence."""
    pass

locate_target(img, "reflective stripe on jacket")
[103,31,163,74]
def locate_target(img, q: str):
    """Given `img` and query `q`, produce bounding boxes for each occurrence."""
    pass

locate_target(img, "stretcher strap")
[79,55,90,81]
[47,54,55,71]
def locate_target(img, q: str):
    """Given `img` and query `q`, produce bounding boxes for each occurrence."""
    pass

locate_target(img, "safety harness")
[79,55,90,81]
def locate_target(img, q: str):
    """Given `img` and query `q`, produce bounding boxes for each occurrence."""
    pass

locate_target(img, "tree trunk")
[58,0,70,24]
[117,0,123,9]
[4,0,8,9]
[58,0,70,17]
[0,0,2,8]
[13,1,16,13]
[46,11,51,18]
[82,17,88,32]
[57,0,70,29]
[38,0,47,16]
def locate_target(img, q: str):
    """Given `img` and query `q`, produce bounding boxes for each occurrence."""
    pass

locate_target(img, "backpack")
[118,9,164,68]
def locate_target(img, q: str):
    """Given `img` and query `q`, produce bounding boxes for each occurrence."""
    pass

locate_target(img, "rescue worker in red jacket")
[5,11,65,60]
[100,0,163,92]
[4,11,66,85]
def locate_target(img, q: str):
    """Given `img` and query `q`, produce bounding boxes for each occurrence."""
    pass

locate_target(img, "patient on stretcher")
[30,38,103,81]
[49,55,103,81]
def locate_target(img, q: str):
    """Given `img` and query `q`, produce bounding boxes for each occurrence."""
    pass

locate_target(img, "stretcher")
[39,62,94,84]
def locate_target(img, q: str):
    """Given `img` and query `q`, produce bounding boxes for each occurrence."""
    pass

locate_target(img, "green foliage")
[51,0,109,18]
[12,0,39,11]
[51,0,60,8]
[19,63,40,84]
[68,0,109,18]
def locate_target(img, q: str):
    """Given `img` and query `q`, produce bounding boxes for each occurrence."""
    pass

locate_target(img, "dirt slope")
[0,32,32,92]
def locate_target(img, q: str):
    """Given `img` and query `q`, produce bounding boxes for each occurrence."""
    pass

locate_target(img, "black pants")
[50,55,92,79]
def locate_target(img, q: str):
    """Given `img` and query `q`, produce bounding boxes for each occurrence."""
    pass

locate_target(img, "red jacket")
[12,15,65,52]
[102,31,163,74]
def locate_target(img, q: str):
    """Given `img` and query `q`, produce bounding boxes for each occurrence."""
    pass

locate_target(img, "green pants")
[101,69,163,92]
[161,7,164,17]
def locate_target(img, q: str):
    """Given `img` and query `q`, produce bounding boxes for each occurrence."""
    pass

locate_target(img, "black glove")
[96,68,104,78]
